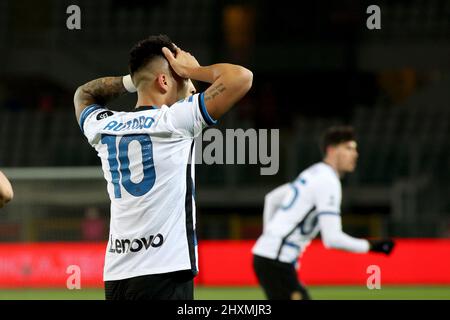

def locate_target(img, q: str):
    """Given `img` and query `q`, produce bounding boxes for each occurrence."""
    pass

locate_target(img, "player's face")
[169,69,196,101]
[335,140,358,173]
[164,70,196,105]
[177,78,196,100]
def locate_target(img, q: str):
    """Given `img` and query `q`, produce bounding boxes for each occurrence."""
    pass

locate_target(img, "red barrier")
[0,243,105,288]
[299,239,450,285]
[0,240,449,288]
[198,239,450,286]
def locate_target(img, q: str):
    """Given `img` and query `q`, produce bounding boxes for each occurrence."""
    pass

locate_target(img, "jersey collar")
[321,161,341,179]
[133,106,159,112]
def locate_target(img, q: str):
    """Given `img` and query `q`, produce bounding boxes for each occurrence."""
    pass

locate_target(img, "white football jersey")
[79,93,216,281]
[252,162,343,264]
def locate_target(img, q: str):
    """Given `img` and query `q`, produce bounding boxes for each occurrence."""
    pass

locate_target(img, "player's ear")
[157,74,169,93]
[326,145,335,157]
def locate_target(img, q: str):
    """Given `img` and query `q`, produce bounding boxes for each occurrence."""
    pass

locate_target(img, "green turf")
[194,286,450,300]
[0,286,449,300]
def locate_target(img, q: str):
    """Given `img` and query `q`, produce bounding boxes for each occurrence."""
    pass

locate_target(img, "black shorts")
[253,255,311,300]
[104,270,194,300]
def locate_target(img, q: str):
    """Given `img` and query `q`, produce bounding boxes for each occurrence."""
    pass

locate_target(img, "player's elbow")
[73,86,83,108]
[227,65,253,95]
[0,188,13,205]
[236,67,253,93]
[74,85,90,104]
[5,190,13,203]
[73,85,96,120]
[74,85,83,101]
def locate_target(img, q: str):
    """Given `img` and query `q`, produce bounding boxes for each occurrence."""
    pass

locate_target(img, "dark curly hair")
[321,126,356,155]
[128,34,176,76]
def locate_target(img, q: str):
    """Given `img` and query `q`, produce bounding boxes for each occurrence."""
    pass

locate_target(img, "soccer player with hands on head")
[74,35,252,300]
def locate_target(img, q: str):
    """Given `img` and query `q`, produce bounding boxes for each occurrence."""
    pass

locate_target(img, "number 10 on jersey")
[101,134,156,198]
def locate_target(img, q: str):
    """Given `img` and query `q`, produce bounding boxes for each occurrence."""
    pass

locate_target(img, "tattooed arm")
[162,47,252,120]
[73,77,128,123]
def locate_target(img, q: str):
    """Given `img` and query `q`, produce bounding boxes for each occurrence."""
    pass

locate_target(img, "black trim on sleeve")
[184,140,198,276]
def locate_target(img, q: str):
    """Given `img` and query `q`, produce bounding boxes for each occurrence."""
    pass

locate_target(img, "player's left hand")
[162,45,200,79]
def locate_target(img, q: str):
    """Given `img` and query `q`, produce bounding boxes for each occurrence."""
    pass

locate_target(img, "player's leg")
[169,270,194,300]
[291,278,311,300]
[253,254,305,300]
[277,262,311,300]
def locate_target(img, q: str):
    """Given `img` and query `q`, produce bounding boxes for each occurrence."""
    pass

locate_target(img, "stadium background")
[0,0,449,299]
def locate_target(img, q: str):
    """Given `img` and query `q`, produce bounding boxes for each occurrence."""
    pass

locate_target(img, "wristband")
[122,75,137,93]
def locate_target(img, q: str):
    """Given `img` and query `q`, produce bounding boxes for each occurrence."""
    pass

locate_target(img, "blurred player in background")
[74,35,252,300]
[0,170,13,208]
[252,126,395,300]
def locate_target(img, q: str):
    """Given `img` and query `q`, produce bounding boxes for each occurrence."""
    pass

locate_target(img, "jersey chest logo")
[108,233,164,254]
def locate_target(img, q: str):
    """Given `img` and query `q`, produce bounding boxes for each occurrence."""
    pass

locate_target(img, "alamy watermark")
[67,5,382,31]
[66,265,81,290]
[366,265,381,289]
[66,5,81,30]
[366,5,381,30]
[168,128,280,176]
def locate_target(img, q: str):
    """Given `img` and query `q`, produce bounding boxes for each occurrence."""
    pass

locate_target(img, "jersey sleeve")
[167,92,217,137]
[78,104,111,144]
[313,175,342,216]
[262,183,291,231]
[319,214,370,253]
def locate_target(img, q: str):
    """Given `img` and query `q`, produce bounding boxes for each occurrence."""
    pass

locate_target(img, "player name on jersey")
[103,115,155,132]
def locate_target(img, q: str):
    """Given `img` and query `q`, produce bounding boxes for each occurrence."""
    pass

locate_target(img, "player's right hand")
[162,45,200,79]
[369,239,395,255]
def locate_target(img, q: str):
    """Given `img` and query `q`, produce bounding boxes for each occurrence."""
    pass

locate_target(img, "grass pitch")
[0,286,449,300]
